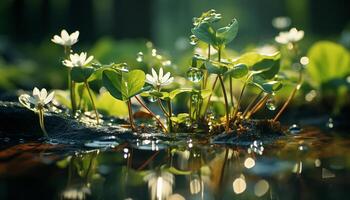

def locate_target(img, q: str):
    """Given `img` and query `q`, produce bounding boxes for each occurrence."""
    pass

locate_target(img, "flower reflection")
[144,171,174,200]
[254,179,269,197]
[292,161,303,174]
[61,186,91,200]
[232,176,246,194]
[244,157,255,169]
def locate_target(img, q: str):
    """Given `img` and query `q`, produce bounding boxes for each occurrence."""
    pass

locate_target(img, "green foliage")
[102,69,146,101]
[191,9,239,49]
[251,75,283,94]
[307,41,350,89]
[225,63,248,78]
[96,91,128,117]
[71,66,95,83]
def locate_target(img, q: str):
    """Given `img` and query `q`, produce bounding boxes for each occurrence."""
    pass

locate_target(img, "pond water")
[0,127,349,200]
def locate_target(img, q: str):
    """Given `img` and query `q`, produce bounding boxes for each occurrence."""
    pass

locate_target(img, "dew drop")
[136,52,143,62]
[148,96,157,102]
[187,68,204,83]
[326,118,334,129]
[189,35,198,45]
[288,124,301,134]
[265,98,276,111]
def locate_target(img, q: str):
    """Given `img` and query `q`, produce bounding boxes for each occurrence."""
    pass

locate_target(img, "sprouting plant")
[52,29,80,114]
[63,52,100,124]
[18,87,55,137]
[191,9,239,132]
[273,27,304,121]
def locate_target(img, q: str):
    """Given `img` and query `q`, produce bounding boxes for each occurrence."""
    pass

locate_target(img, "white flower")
[62,52,94,68]
[51,29,79,46]
[146,67,174,88]
[19,87,54,110]
[275,28,304,44]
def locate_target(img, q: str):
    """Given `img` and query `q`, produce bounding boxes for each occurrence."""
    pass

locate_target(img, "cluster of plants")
[18,9,309,136]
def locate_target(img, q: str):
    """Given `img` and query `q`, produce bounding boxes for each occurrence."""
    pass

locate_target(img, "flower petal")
[84,55,94,65]
[33,87,40,96]
[161,72,171,83]
[151,68,158,81]
[61,29,70,41]
[159,68,164,80]
[40,88,48,101]
[146,74,155,84]
[44,91,55,104]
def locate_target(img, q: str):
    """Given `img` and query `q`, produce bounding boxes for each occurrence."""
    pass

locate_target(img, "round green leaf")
[71,66,95,83]
[225,63,248,78]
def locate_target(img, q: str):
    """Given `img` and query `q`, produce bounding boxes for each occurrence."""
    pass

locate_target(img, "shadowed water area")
[0,101,349,200]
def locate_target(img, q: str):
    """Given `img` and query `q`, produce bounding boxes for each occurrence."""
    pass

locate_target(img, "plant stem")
[157,99,170,117]
[167,99,173,133]
[84,81,99,124]
[218,75,230,132]
[242,91,263,118]
[38,109,48,137]
[135,96,168,133]
[273,69,303,122]
[229,76,234,111]
[232,75,251,123]
[246,94,269,118]
[202,76,218,116]
[64,46,77,114]
[127,99,136,131]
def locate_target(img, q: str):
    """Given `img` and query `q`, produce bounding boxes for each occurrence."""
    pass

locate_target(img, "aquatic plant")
[19,9,307,135]
[18,87,54,136]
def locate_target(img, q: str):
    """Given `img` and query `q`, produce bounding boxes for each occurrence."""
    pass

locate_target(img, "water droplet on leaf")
[265,98,276,110]
[326,118,334,129]
[288,124,301,134]
[148,96,157,102]
[187,68,204,83]
[189,35,198,45]
[136,52,143,62]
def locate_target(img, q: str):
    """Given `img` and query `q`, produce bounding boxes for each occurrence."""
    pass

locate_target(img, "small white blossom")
[146,67,174,88]
[19,87,54,110]
[62,52,94,68]
[275,28,304,44]
[51,29,79,46]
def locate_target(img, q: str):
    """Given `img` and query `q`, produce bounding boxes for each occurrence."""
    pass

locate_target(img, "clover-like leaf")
[102,69,145,101]
[225,63,248,78]
[191,22,216,46]
[216,19,239,46]
[205,61,228,75]
[71,66,95,83]
[251,75,283,93]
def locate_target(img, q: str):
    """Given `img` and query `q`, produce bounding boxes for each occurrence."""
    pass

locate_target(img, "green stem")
[246,94,269,118]
[229,76,234,112]
[84,81,99,124]
[135,96,168,133]
[242,91,263,118]
[167,99,173,133]
[157,99,170,117]
[273,69,303,122]
[38,109,48,137]
[127,99,136,131]
[232,76,250,123]
[218,75,230,133]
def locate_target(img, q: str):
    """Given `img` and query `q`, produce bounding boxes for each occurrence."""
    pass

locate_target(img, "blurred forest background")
[0,0,349,91]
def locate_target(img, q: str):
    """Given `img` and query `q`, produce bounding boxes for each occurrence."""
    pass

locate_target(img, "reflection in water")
[144,171,174,200]
[232,176,246,194]
[1,129,350,199]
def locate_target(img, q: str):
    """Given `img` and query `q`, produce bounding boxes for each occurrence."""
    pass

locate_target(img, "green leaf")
[191,22,216,46]
[71,66,95,83]
[216,19,239,46]
[225,63,248,78]
[96,91,128,117]
[102,69,145,101]
[307,41,350,88]
[123,70,146,99]
[233,51,280,67]
[170,113,189,124]
[257,59,280,79]
[168,88,192,99]
[251,75,283,93]
[251,59,276,72]
[102,69,123,100]
[205,61,228,74]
